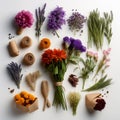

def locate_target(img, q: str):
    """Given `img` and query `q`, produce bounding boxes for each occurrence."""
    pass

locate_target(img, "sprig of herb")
[87,9,105,50]
[79,51,98,89]
[7,62,23,89]
[104,11,113,44]
[35,3,46,38]
[82,75,112,91]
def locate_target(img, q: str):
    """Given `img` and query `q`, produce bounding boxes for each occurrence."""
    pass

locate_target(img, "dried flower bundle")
[85,93,106,112]
[7,62,23,89]
[47,6,65,38]
[63,36,86,64]
[68,92,81,115]
[35,4,46,38]
[41,49,67,110]
[67,12,86,35]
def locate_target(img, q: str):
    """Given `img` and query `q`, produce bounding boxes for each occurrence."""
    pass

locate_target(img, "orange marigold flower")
[42,49,67,64]
[39,38,51,50]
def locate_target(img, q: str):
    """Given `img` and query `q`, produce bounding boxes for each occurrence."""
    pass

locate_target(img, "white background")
[0,0,120,120]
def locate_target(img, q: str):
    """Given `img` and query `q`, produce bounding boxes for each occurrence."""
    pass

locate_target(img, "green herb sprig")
[83,75,112,91]
[79,51,97,89]
[87,9,105,50]
[104,11,113,44]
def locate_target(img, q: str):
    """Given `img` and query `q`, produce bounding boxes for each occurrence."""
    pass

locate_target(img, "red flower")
[42,49,67,65]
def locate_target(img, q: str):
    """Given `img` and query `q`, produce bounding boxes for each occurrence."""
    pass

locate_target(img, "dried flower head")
[15,10,34,28]
[67,12,86,34]
[68,74,78,87]
[47,6,65,37]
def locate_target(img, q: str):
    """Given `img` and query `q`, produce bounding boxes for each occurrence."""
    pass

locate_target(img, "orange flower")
[42,49,67,64]
[39,38,51,50]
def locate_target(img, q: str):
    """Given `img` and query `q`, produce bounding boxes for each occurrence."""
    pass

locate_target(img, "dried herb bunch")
[67,11,86,35]
[7,62,23,89]
[87,9,105,50]
[35,3,46,38]
[68,92,81,115]
[104,11,113,44]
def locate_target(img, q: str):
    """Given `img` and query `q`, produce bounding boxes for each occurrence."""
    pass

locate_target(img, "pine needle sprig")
[7,62,23,89]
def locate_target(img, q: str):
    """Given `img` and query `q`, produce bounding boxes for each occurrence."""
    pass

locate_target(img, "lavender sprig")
[7,62,23,89]
[35,3,46,38]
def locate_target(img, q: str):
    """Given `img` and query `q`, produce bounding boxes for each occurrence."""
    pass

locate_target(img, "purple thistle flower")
[15,10,34,28]
[47,6,65,37]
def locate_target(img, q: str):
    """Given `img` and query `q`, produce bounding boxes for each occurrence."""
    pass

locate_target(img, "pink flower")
[15,10,34,28]
[87,51,94,57]
[94,53,98,61]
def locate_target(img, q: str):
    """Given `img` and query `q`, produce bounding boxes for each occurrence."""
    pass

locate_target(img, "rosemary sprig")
[82,75,112,91]
[104,11,113,44]
[87,9,105,50]
[7,62,23,89]
[35,3,46,39]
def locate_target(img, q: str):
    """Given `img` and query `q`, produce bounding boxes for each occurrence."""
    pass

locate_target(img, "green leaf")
[54,66,58,75]
[82,75,112,91]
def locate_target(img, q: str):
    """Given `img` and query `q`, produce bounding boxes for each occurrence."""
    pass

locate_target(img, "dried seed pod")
[26,71,40,91]
[68,74,78,87]
[8,40,19,57]
[20,36,32,48]
[23,53,35,65]
[41,80,51,111]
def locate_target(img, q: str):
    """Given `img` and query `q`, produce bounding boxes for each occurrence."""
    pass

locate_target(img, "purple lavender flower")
[15,10,34,28]
[47,7,65,37]
[67,12,86,34]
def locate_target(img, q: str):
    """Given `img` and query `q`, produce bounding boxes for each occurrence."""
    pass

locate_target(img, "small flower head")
[15,10,34,28]
[63,36,71,48]
[47,6,65,32]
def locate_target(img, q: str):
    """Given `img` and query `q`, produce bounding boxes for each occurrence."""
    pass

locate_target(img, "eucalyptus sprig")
[104,11,113,44]
[82,75,112,91]
[87,9,105,50]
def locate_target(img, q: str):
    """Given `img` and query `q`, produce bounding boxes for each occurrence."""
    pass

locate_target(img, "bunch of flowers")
[15,10,34,35]
[93,48,111,79]
[41,49,67,110]
[80,51,98,89]
[63,36,86,64]
[47,6,65,38]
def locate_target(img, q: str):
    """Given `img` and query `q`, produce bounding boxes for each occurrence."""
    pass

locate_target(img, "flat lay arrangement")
[0,0,119,120]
